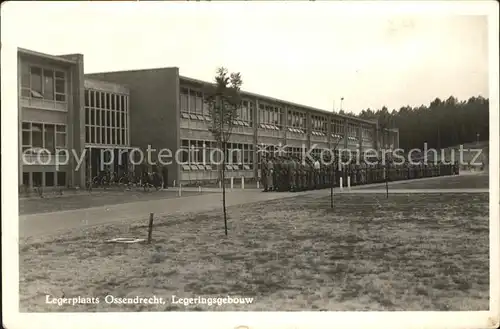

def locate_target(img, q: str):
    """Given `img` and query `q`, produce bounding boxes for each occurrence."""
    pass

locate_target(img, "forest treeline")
[339,96,489,151]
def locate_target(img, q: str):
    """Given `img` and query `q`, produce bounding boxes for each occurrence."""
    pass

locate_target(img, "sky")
[1,1,492,114]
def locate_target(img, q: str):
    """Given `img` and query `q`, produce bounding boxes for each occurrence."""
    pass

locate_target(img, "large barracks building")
[18,48,399,189]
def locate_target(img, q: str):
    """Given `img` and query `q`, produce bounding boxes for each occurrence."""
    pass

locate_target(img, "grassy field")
[384,173,489,190]
[19,189,202,215]
[19,191,489,312]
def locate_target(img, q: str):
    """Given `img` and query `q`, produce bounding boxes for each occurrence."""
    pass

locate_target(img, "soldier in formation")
[260,149,460,192]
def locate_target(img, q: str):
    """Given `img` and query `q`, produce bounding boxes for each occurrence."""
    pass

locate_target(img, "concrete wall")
[85,68,180,185]
[60,53,86,188]
[18,49,83,189]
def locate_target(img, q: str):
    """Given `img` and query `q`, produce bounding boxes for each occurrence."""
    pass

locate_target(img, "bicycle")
[118,172,138,191]
[33,183,44,198]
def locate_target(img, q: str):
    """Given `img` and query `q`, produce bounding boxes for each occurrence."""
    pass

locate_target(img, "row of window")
[179,140,255,170]
[180,87,256,126]
[22,171,66,188]
[362,127,374,141]
[258,104,283,127]
[179,90,373,138]
[311,115,328,133]
[21,122,67,154]
[84,91,129,146]
[85,108,128,129]
[288,111,307,130]
[84,89,128,112]
[85,126,128,146]
[332,119,344,134]
[180,88,206,115]
[21,65,66,101]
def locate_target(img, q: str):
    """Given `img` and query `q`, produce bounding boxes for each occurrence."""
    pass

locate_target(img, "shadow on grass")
[20,192,489,312]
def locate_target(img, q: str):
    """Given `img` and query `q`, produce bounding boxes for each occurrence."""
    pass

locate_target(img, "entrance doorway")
[86,147,131,179]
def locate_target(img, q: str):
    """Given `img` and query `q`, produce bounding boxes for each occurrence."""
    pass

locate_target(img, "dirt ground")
[19,190,489,312]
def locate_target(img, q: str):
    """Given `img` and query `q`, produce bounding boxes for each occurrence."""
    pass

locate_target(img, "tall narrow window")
[43,69,54,100]
[96,91,101,108]
[189,90,197,113]
[106,94,110,110]
[180,88,189,112]
[57,171,66,187]
[23,172,30,187]
[85,108,90,125]
[195,91,203,114]
[45,172,55,187]
[85,126,90,144]
[44,124,55,153]
[32,123,43,148]
[21,65,30,97]
[96,109,101,125]
[90,91,95,107]
[30,67,43,97]
[32,172,43,187]
[55,71,66,101]
[101,93,106,109]
[202,93,210,115]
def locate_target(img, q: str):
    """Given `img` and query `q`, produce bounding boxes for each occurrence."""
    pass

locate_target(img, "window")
[202,94,210,116]
[189,90,197,113]
[57,171,66,187]
[45,172,55,187]
[22,66,66,101]
[120,95,125,112]
[96,91,101,108]
[95,109,101,125]
[44,124,55,153]
[21,65,30,97]
[117,94,121,112]
[32,172,43,187]
[97,128,102,144]
[31,123,43,148]
[85,126,90,143]
[30,67,43,97]
[195,91,203,114]
[106,128,111,144]
[180,88,189,113]
[101,127,106,143]
[23,172,30,187]
[55,71,66,101]
[106,111,111,127]
[22,122,31,152]
[180,140,189,163]
[43,69,54,100]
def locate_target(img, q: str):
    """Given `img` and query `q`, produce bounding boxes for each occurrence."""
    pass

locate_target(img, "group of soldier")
[260,155,460,192]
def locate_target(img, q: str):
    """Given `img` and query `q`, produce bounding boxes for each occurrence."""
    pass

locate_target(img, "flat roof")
[180,75,378,126]
[18,47,78,65]
[84,79,130,94]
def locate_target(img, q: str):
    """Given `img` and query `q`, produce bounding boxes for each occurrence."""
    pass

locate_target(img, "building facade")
[18,48,129,190]
[87,69,389,185]
[18,48,398,189]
